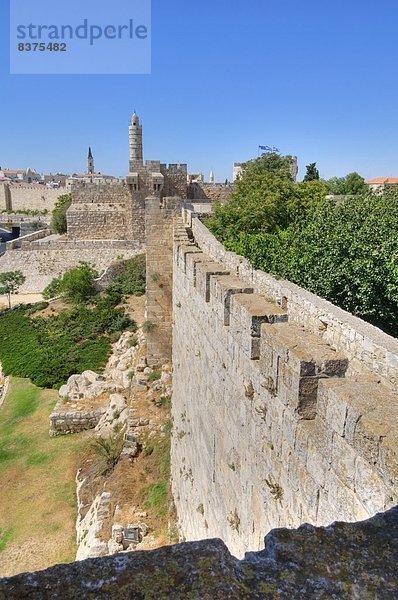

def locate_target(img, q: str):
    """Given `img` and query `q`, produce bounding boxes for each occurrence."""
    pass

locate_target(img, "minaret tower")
[129,112,143,171]
[87,147,94,175]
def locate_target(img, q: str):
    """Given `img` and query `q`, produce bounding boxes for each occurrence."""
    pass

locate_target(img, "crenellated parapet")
[171,212,398,558]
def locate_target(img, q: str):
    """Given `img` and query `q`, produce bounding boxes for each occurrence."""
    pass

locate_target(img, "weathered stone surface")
[95,394,128,437]
[1,507,398,599]
[172,217,398,558]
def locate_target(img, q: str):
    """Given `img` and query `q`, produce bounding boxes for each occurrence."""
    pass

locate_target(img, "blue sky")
[1,0,398,181]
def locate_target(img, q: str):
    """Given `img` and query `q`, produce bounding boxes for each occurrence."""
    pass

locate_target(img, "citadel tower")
[129,112,143,171]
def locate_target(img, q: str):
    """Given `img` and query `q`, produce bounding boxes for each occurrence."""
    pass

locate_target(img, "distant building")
[188,172,204,184]
[233,163,243,182]
[65,147,118,189]
[0,168,40,184]
[366,177,398,192]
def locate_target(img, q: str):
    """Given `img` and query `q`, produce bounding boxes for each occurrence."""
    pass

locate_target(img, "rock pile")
[58,371,122,402]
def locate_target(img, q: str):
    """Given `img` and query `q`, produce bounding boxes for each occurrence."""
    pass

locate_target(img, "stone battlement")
[171,213,398,557]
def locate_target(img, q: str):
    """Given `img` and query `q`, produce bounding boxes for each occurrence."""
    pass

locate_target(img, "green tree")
[326,172,366,196]
[59,262,98,304]
[303,163,320,181]
[107,254,146,297]
[51,193,72,234]
[0,270,26,309]
[344,172,367,195]
[325,176,346,195]
[206,154,327,243]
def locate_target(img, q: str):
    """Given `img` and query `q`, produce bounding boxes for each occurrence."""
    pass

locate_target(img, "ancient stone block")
[210,274,254,326]
[195,261,229,302]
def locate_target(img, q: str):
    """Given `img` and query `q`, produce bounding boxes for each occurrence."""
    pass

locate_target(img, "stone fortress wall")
[187,182,234,204]
[0,183,62,213]
[67,181,136,242]
[170,208,398,558]
[0,242,141,293]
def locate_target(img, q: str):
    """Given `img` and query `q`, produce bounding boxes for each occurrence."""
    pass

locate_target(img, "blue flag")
[259,145,272,151]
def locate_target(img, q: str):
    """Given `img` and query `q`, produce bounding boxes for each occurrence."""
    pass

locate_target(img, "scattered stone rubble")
[72,346,173,560]
[75,364,172,561]
[46,318,174,561]
[49,330,146,436]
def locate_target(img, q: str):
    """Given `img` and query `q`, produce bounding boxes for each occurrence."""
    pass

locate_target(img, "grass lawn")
[0,378,87,578]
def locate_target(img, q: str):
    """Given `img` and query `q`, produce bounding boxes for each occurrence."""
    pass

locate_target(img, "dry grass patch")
[0,378,88,577]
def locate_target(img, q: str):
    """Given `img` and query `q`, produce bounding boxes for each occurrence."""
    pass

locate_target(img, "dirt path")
[0,294,43,310]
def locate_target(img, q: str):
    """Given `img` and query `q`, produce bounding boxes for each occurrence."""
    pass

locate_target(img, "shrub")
[142,320,157,333]
[0,300,136,388]
[59,262,98,304]
[148,369,161,383]
[107,254,146,297]
[42,277,62,300]
[51,194,72,234]
[91,433,124,475]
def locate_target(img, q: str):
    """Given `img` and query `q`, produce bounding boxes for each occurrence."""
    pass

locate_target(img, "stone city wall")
[161,169,188,199]
[67,181,146,245]
[5,229,51,249]
[0,183,62,212]
[49,402,105,436]
[67,204,129,241]
[187,182,234,204]
[71,181,129,204]
[0,244,142,293]
[188,213,398,393]
[145,197,181,366]
[171,214,398,558]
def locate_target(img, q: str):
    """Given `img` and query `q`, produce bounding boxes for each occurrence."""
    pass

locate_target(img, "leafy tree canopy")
[206,153,328,243]
[208,167,398,337]
[59,262,98,304]
[0,270,26,309]
[326,172,367,196]
[303,162,320,182]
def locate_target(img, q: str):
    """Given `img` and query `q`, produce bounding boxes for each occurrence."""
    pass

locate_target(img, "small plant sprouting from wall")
[197,503,204,516]
[255,404,267,422]
[158,395,171,408]
[261,376,277,397]
[245,380,255,400]
[265,478,283,501]
[148,369,161,383]
[227,509,240,532]
[228,463,236,472]
[142,320,158,333]
[129,335,138,347]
